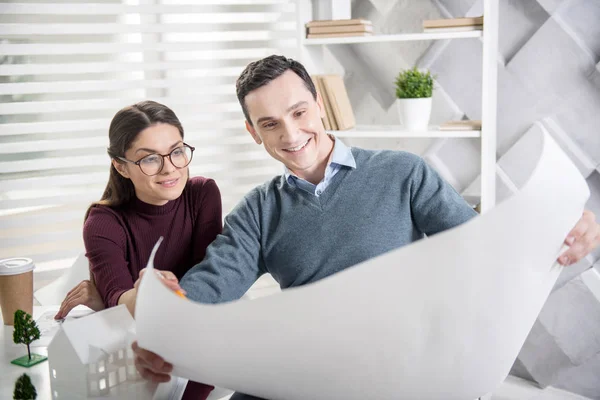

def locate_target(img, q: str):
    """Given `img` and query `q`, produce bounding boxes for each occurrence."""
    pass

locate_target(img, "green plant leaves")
[394,67,434,99]
[14,373,37,400]
[13,310,41,351]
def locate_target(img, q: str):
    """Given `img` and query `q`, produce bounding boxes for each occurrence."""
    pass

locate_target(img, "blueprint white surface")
[136,130,589,400]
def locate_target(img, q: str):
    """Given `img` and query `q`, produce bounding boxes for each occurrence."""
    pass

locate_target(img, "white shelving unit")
[304,30,483,45]
[295,0,498,212]
[332,125,481,139]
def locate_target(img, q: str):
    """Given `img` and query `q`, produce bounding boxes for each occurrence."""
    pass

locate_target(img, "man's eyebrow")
[135,140,182,154]
[256,101,308,125]
[286,101,308,113]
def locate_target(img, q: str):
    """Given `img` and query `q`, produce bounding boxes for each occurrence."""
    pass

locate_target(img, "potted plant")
[394,67,434,131]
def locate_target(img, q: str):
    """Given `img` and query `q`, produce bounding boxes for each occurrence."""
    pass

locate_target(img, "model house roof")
[52,304,135,364]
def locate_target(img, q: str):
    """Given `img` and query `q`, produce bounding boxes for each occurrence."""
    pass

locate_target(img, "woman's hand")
[134,268,186,293]
[55,279,105,320]
[121,269,186,317]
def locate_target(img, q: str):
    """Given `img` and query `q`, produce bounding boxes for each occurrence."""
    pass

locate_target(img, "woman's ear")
[112,159,130,179]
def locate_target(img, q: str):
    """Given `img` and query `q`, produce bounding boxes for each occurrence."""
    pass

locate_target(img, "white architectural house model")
[47,305,173,399]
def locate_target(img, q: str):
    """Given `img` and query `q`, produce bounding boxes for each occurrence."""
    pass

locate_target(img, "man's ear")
[245,120,262,145]
[112,159,130,179]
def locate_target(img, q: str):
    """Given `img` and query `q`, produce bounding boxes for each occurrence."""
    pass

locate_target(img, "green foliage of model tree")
[395,67,434,99]
[13,373,37,400]
[13,310,41,361]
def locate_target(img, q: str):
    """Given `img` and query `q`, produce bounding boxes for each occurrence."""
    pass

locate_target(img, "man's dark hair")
[236,55,317,126]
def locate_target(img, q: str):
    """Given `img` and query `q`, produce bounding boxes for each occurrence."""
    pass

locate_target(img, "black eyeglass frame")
[116,143,195,176]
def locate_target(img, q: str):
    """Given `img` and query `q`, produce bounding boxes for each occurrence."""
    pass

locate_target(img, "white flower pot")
[396,97,432,131]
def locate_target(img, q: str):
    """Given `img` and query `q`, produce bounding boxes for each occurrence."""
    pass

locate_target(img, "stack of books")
[305,19,373,39]
[439,120,482,131]
[311,75,356,131]
[422,16,483,33]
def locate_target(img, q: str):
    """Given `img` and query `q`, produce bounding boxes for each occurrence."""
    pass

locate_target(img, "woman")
[55,100,221,399]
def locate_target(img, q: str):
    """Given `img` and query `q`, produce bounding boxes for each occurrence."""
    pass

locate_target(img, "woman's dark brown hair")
[84,101,184,220]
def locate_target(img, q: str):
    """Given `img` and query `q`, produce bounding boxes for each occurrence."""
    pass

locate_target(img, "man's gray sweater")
[181,147,476,303]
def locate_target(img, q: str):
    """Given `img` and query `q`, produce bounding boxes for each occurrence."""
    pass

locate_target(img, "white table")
[2,307,588,400]
[1,306,234,400]
[0,305,159,400]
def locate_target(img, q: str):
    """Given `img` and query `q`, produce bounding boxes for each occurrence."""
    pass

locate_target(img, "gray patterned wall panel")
[345,0,600,397]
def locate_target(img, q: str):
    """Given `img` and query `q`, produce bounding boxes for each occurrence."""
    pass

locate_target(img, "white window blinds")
[0,0,297,273]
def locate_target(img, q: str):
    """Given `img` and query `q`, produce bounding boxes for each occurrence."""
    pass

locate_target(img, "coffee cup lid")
[0,258,35,276]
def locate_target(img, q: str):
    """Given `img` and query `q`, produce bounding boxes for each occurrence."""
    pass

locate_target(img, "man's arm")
[409,157,477,236]
[180,191,266,304]
[409,157,600,265]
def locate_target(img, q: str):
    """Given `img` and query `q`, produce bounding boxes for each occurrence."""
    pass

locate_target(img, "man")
[133,55,600,399]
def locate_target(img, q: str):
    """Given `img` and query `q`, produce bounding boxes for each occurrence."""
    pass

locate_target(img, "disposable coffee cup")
[0,257,35,325]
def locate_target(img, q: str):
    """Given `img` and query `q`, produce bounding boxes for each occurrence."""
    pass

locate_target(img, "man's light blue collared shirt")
[283,136,356,197]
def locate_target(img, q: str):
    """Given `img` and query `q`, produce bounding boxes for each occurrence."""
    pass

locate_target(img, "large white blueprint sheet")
[136,129,590,400]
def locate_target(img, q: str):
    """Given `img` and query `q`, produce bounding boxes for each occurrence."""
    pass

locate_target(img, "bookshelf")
[304,30,483,45]
[295,0,499,212]
[332,125,481,139]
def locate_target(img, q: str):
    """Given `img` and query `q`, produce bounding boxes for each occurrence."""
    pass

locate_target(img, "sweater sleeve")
[409,156,477,236]
[180,190,265,304]
[83,207,134,307]
[191,178,223,266]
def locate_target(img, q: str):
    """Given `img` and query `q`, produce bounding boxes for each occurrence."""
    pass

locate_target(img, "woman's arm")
[84,206,137,307]
[117,288,137,315]
[55,207,133,319]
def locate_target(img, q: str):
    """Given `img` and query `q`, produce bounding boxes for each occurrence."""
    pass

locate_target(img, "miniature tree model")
[13,373,37,400]
[13,310,40,360]
[11,310,47,368]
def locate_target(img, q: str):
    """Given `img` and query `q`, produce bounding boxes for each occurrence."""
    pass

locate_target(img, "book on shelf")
[423,16,483,29]
[305,18,372,28]
[307,32,373,39]
[311,74,355,131]
[321,75,355,131]
[319,76,339,130]
[439,120,482,130]
[306,18,373,39]
[311,76,332,130]
[309,24,373,34]
[423,25,482,33]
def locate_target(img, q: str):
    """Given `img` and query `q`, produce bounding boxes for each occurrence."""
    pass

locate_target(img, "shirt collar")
[284,135,356,182]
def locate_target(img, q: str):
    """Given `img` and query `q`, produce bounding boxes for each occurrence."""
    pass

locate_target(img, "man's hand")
[55,279,105,320]
[559,209,600,266]
[132,341,173,383]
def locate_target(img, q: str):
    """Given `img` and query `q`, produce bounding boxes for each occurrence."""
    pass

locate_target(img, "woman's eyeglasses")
[117,143,195,176]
